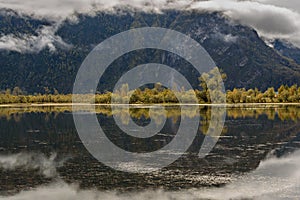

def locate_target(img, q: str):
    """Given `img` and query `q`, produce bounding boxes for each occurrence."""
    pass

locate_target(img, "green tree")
[199,67,226,103]
[12,87,22,96]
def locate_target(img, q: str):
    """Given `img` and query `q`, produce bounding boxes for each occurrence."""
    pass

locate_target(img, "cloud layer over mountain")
[0,0,299,52]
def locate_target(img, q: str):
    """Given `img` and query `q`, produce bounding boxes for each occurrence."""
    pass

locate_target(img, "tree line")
[1,68,300,104]
[1,84,300,104]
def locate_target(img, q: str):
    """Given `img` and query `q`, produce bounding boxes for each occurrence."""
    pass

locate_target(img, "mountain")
[1,10,300,94]
[273,39,300,65]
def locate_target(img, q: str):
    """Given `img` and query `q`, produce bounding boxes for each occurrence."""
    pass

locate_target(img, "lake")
[0,104,300,199]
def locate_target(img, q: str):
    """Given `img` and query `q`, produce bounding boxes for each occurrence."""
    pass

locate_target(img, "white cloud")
[0,0,194,21]
[255,0,300,13]
[0,24,72,53]
[212,32,238,43]
[0,0,194,53]
[191,0,300,47]
[0,0,300,51]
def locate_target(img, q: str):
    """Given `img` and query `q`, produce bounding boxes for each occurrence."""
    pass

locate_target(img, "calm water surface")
[0,105,300,199]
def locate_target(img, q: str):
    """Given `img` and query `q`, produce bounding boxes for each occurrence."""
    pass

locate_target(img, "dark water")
[0,105,300,199]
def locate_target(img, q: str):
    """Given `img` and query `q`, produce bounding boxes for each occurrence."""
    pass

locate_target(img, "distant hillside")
[273,39,300,65]
[1,10,300,94]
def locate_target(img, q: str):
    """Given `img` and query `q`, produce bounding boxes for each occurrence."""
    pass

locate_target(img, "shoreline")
[1,102,300,108]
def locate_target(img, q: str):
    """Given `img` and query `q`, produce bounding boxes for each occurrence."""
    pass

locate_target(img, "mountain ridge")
[1,10,300,94]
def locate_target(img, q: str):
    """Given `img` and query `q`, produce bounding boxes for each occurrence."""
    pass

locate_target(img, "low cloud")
[255,0,300,14]
[0,0,194,21]
[191,0,300,47]
[0,24,72,53]
[212,32,238,43]
[0,0,300,51]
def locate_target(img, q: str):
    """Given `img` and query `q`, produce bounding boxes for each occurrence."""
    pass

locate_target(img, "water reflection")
[1,150,300,199]
[196,150,300,199]
[0,105,300,198]
[1,104,300,122]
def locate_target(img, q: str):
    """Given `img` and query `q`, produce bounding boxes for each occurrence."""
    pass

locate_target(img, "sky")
[0,0,300,52]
